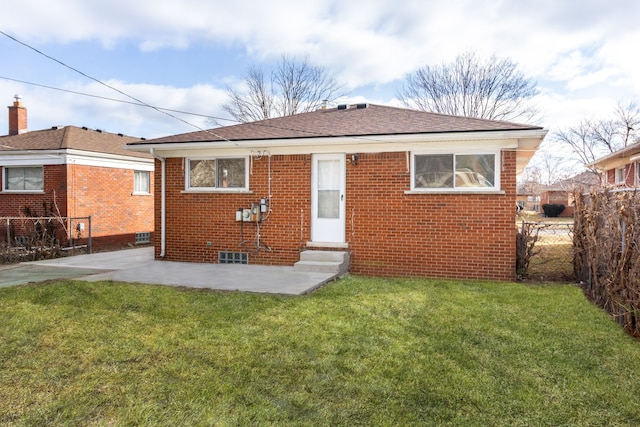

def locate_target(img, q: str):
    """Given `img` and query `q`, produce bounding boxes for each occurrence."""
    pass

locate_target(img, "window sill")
[181,189,253,194]
[132,192,152,196]
[405,190,505,195]
[1,190,45,194]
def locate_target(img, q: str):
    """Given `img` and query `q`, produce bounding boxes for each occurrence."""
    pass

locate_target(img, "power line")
[0,29,236,143]
[0,76,234,122]
[0,30,381,143]
[0,74,354,142]
[0,30,435,147]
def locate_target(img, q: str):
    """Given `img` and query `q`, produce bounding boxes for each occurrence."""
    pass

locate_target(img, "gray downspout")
[150,148,166,257]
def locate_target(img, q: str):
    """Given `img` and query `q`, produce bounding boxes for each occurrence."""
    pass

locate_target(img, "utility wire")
[0,29,236,143]
[0,76,234,122]
[0,30,386,144]
[1,74,358,142]
[0,30,523,149]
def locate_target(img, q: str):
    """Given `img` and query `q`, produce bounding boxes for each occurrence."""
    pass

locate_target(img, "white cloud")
[2,0,639,137]
[0,79,229,139]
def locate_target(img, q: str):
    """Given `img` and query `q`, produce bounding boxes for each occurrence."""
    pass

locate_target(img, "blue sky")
[1,0,639,152]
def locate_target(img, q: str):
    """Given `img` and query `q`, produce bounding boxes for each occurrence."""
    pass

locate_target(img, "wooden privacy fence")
[574,189,640,337]
[0,216,92,263]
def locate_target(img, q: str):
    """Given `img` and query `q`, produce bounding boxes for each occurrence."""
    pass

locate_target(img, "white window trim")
[409,150,501,193]
[2,165,45,193]
[615,167,626,184]
[133,170,151,195]
[635,162,640,187]
[184,156,250,193]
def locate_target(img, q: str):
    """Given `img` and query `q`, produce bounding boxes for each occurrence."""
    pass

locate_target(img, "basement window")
[218,251,248,264]
[186,158,248,191]
[3,166,44,192]
[411,152,498,191]
[135,232,151,244]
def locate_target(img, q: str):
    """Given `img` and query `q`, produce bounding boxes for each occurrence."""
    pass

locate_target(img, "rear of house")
[1,97,154,250]
[129,104,546,280]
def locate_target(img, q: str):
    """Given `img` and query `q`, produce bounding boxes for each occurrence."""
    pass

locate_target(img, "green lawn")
[1,277,639,426]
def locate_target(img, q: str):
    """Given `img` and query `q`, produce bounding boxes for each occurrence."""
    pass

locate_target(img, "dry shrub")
[574,189,640,337]
[516,221,540,279]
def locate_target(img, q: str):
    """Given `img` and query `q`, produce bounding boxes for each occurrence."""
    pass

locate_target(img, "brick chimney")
[8,94,27,135]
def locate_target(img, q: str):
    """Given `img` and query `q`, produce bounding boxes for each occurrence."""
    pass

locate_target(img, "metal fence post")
[88,216,92,254]
[69,217,73,248]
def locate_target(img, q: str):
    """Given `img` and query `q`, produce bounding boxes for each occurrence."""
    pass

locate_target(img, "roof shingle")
[130,104,543,146]
[0,126,150,159]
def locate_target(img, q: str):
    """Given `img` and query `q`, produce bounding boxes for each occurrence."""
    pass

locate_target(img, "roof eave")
[0,148,153,164]
[127,128,547,153]
[587,143,640,169]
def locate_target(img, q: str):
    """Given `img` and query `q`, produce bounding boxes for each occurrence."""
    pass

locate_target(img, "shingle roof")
[0,126,150,159]
[130,104,543,146]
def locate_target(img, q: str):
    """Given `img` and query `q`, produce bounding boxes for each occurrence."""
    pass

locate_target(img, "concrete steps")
[294,250,350,276]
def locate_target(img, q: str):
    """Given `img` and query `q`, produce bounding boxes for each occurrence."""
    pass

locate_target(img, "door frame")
[310,153,346,244]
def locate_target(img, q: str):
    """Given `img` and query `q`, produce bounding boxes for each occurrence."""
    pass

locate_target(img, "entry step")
[294,250,350,276]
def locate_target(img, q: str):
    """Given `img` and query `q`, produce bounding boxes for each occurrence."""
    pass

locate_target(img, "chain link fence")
[1,216,92,263]
[517,221,575,282]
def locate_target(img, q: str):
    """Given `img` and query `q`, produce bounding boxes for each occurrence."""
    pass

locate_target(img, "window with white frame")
[615,167,626,184]
[3,166,44,191]
[133,170,150,194]
[187,157,248,190]
[412,153,497,190]
[636,162,640,187]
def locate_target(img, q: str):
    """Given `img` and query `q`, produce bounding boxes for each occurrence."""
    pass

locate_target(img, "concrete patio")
[0,247,339,295]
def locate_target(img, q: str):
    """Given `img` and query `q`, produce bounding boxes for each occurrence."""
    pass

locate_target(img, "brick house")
[128,104,546,280]
[587,142,640,188]
[1,96,154,249]
[537,171,601,217]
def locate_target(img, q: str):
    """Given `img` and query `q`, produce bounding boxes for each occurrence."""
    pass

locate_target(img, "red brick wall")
[1,164,153,250]
[158,150,517,281]
[606,163,638,187]
[157,155,311,265]
[0,164,68,217]
[0,164,68,241]
[345,151,516,280]
[68,164,154,249]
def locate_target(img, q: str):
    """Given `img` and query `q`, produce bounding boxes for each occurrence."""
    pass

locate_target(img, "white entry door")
[311,153,346,243]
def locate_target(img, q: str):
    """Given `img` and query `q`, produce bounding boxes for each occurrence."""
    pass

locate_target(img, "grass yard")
[1,276,640,426]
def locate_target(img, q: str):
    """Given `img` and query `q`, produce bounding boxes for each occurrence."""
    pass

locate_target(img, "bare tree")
[553,102,640,171]
[397,51,539,122]
[519,149,573,191]
[223,55,343,123]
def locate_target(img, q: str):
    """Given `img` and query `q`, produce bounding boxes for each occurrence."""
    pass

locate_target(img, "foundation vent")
[218,251,248,265]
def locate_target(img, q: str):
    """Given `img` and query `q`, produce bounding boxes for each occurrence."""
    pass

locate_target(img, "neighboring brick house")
[587,142,640,188]
[1,96,154,249]
[537,171,601,217]
[128,104,546,280]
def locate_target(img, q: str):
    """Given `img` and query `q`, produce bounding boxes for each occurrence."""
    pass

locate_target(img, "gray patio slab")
[82,262,336,295]
[0,264,107,288]
[2,247,337,295]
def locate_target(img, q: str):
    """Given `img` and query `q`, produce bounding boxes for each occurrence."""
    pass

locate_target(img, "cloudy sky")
[1,0,639,151]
